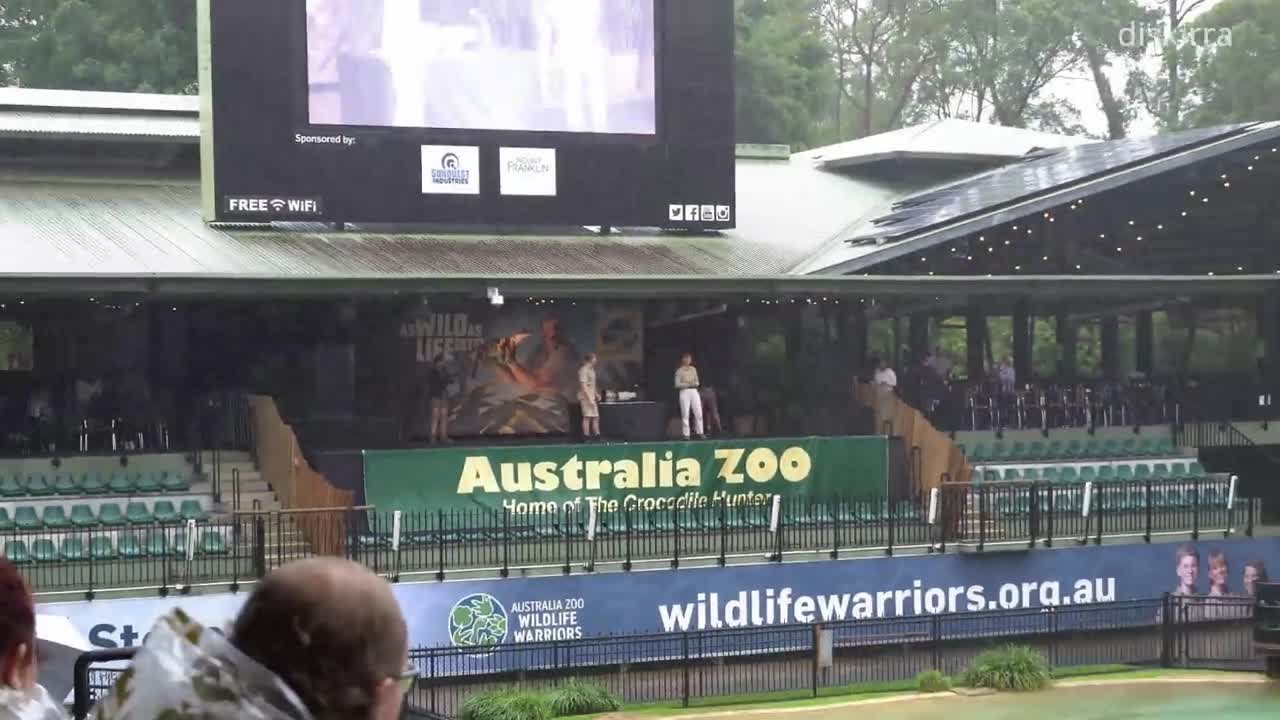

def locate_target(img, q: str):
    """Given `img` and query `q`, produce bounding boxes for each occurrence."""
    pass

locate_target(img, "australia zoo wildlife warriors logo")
[449,593,509,649]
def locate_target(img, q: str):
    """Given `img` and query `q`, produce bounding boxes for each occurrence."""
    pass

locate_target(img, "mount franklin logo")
[223,196,324,217]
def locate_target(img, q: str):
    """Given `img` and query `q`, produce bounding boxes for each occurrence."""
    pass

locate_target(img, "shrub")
[459,689,552,720]
[963,645,1052,691]
[915,669,951,693]
[547,680,622,717]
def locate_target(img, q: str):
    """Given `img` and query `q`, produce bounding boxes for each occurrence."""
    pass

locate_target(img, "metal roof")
[0,88,198,114]
[0,153,924,287]
[848,124,1253,244]
[806,119,1089,170]
[0,88,199,141]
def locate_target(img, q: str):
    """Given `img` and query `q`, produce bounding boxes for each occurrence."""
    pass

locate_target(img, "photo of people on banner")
[400,303,641,437]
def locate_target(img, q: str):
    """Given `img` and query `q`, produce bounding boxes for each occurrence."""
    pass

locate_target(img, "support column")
[1013,300,1031,382]
[1136,311,1154,376]
[1101,315,1120,380]
[908,314,930,364]
[1056,309,1077,379]
[966,304,986,381]
[1262,293,1280,412]
[848,305,868,375]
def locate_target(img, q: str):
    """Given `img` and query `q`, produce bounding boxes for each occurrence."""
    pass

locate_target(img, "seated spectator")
[91,558,410,720]
[872,356,897,390]
[0,558,63,720]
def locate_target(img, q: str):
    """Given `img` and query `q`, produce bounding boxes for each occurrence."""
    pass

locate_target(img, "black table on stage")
[598,401,666,442]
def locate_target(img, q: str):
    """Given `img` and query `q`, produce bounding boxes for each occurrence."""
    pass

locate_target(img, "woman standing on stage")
[675,352,704,440]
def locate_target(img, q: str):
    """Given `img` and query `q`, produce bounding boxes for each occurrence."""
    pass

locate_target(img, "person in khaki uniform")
[578,353,600,440]
[674,352,703,440]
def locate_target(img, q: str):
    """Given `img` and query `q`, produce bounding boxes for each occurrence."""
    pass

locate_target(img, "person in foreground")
[0,559,64,720]
[91,558,411,720]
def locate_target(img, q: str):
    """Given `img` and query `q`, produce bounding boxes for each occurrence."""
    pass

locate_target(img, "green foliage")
[736,0,835,148]
[963,645,1052,691]
[1189,0,1280,126]
[0,0,196,92]
[915,669,952,693]
[546,681,622,717]
[459,690,551,720]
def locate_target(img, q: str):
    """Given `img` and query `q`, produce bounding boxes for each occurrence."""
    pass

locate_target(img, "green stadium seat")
[1065,440,1084,458]
[125,502,152,525]
[1008,442,1028,460]
[1120,438,1137,456]
[1152,463,1171,480]
[984,470,1000,483]
[81,473,108,495]
[1041,467,1060,483]
[70,504,97,527]
[1134,438,1155,456]
[117,533,143,558]
[1079,467,1097,483]
[1045,440,1064,459]
[144,531,168,557]
[1152,437,1175,455]
[136,473,162,494]
[1021,468,1041,481]
[3,541,29,563]
[1097,466,1115,481]
[42,506,70,529]
[0,508,10,531]
[98,503,125,526]
[14,506,40,530]
[109,473,134,494]
[1027,441,1046,460]
[1100,439,1120,457]
[1059,467,1078,483]
[53,473,79,495]
[1188,462,1207,477]
[179,500,206,522]
[0,475,23,497]
[1170,462,1189,479]
[60,537,87,561]
[161,473,190,493]
[1003,468,1022,482]
[31,539,57,562]
[90,536,115,560]
[152,501,178,524]
[1116,465,1134,481]
[989,442,1009,460]
[25,474,53,496]
[1134,464,1152,480]
[200,531,227,555]
[969,444,989,461]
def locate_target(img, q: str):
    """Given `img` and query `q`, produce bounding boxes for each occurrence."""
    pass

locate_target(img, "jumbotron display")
[200,0,735,229]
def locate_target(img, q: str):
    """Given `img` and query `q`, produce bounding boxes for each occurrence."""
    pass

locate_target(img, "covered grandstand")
[0,87,1277,600]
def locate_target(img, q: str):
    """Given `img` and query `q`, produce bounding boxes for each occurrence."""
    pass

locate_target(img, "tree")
[1187,0,1280,125]
[0,0,196,93]
[736,0,837,147]
[1078,0,1158,138]
[1126,0,1212,130]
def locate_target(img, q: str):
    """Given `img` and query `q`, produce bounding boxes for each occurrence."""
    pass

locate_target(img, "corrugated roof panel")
[0,88,198,114]
[0,110,200,139]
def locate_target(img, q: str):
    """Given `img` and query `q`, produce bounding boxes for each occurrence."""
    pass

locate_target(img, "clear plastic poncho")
[88,609,312,720]
[0,684,65,720]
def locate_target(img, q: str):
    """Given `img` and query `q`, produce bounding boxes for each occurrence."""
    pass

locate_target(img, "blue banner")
[38,536,1279,656]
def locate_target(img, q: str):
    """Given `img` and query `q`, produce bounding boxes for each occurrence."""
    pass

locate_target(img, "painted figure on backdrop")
[1173,544,1200,596]
[1245,559,1269,598]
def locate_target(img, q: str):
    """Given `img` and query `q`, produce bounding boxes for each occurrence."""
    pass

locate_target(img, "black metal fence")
[15,477,1251,598]
[70,595,1260,720]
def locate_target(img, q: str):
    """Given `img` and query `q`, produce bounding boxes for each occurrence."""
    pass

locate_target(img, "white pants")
[679,388,703,438]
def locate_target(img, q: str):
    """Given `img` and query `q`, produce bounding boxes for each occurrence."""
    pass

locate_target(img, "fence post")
[563,505,573,576]
[1046,480,1055,548]
[623,505,633,572]
[977,485,986,553]
[831,497,841,560]
[428,650,437,715]
[436,509,446,582]
[1144,480,1153,543]
[1094,483,1103,546]
[886,494,895,556]
[718,499,727,567]
[1191,478,1200,541]
[1028,483,1039,550]
[253,514,266,579]
[930,613,941,670]
[681,632,691,708]
[1247,496,1255,537]
[671,504,680,570]
[811,624,819,698]
[501,507,510,579]
[1160,593,1173,667]
[85,529,96,601]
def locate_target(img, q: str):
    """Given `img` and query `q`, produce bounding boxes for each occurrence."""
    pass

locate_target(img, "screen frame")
[293,0,666,146]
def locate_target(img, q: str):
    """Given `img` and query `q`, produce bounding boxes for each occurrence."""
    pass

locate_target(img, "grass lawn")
[593,666,1254,718]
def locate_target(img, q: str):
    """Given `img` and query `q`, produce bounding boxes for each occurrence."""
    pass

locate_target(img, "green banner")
[363,436,888,514]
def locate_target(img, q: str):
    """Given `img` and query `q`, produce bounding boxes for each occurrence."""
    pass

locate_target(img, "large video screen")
[202,0,735,229]
[305,0,657,135]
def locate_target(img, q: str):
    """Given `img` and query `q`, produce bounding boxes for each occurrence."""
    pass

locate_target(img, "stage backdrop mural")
[362,435,889,512]
[43,537,1279,658]
[396,301,643,438]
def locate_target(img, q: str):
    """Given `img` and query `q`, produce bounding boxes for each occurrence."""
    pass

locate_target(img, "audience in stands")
[92,558,410,720]
[0,558,63,720]
[871,356,897,390]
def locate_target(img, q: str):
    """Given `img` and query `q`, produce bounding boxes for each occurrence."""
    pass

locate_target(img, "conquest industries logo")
[423,145,480,195]
[449,593,509,649]
[433,153,470,185]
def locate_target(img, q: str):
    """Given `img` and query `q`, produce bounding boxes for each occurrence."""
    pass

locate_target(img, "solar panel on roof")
[848,124,1253,245]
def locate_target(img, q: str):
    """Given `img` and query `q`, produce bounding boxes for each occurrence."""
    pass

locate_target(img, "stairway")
[196,450,316,572]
